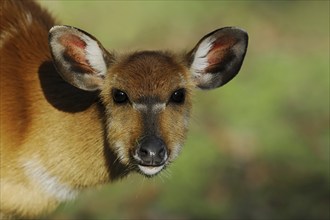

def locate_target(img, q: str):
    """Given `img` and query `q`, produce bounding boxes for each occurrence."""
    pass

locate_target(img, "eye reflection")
[112,89,129,104]
[170,88,185,104]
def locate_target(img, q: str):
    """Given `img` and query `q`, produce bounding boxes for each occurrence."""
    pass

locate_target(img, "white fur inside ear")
[50,26,107,77]
[190,36,214,78]
[80,35,107,76]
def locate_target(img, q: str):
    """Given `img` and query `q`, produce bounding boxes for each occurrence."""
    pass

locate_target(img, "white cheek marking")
[113,141,129,164]
[184,115,190,129]
[169,143,183,161]
[22,159,79,201]
[190,36,214,77]
[182,108,191,129]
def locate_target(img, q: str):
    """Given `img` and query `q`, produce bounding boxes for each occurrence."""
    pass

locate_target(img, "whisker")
[161,168,172,180]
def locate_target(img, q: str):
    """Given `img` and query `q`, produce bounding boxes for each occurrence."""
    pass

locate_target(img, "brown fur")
[0,1,192,218]
[101,51,194,164]
[1,0,115,218]
[0,0,248,218]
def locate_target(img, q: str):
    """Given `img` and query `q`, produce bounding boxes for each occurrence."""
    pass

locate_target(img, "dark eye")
[170,88,185,104]
[112,89,128,104]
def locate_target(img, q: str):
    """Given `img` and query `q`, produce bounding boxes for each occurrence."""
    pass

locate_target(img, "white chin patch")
[138,165,164,176]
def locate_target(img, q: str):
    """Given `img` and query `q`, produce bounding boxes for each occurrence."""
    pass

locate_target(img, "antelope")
[0,0,248,218]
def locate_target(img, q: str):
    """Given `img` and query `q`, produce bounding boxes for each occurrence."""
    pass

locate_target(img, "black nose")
[136,136,167,166]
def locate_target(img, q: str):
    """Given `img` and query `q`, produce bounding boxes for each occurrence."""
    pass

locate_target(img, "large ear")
[49,25,112,91]
[187,27,248,89]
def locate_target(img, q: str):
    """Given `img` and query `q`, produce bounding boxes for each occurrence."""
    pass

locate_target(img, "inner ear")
[60,34,95,73]
[49,25,112,91]
[188,27,248,90]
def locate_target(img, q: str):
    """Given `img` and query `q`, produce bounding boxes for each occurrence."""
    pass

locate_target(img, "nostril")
[158,147,165,158]
[137,146,152,164]
[136,136,168,166]
[139,148,149,157]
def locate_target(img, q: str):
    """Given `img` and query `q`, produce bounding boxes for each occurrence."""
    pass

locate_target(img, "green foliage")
[37,1,330,219]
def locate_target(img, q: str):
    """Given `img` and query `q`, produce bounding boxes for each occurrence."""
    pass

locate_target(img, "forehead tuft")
[108,51,189,100]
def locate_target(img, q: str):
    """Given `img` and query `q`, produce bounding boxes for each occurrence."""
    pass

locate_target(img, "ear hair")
[187,27,248,89]
[49,25,112,91]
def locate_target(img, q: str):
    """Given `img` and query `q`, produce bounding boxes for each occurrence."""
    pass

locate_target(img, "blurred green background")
[38,1,329,220]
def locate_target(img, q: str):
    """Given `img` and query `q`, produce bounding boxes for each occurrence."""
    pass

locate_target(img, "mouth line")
[137,164,165,176]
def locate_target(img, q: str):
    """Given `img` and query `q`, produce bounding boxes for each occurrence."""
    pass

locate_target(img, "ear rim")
[187,27,249,90]
[48,25,111,91]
